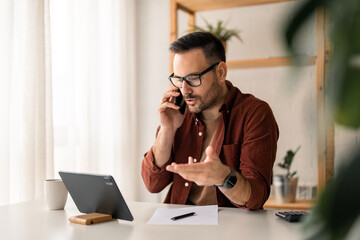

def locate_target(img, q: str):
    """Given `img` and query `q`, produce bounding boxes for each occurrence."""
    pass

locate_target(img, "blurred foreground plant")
[284,0,360,239]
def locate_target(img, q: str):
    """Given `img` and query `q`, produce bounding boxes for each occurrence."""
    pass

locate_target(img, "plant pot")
[273,175,298,204]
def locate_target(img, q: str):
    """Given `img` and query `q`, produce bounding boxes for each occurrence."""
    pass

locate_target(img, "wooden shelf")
[170,0,332,209]
[227,56,316,69]
[175,0,294,12]
[264,197,314,210]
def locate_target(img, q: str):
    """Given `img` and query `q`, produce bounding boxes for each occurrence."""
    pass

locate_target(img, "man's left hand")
[166,146,230,186]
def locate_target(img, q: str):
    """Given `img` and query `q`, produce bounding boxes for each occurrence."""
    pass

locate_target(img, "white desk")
[0,199,302,240]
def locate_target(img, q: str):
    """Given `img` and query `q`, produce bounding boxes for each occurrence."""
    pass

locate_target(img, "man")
[141,32,279,210]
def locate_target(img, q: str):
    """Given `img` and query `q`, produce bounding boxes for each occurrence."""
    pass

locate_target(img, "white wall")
[135,0,360,202]
[136,0,171,202]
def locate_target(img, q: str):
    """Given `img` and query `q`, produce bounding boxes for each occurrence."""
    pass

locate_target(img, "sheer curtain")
[0,0,138,206]
[0,0,53,206]
[50,0,138,201]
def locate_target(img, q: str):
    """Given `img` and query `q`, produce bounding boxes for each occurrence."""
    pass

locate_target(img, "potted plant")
[273,146,301,203]
[192,17,243,50]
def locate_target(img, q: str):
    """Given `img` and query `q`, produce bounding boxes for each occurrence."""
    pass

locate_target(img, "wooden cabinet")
[170,0,333,209]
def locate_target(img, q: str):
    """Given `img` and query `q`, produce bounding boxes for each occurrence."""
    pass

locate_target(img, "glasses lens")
[185,75,201,87]
[169,77,183,88]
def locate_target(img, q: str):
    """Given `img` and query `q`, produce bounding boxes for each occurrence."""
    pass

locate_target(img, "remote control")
[275,211,308,222]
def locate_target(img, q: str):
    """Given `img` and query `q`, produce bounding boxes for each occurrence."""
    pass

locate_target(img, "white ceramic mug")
[44,179,68,210]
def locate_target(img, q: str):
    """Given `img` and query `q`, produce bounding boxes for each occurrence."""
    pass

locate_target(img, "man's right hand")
[158,87,185,131]
[153,87,186,168]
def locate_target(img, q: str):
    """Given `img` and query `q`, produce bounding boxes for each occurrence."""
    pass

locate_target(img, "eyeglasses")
[168,62,220,88]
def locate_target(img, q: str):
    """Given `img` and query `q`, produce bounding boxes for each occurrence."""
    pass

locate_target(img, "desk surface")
[0,199,302,240]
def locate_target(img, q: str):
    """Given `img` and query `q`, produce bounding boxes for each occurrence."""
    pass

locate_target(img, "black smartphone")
[174,89,186,115]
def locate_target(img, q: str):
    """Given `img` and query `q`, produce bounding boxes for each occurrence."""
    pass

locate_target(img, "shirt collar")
[218,80,239,113]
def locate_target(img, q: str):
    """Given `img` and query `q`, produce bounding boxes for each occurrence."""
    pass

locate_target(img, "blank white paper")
[147,205,218,225]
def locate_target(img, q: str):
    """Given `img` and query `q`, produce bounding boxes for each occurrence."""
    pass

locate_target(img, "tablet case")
[59,171,134,222]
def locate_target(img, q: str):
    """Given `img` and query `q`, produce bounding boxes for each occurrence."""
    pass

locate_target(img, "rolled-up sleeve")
[239,102,279,210]
[141,147,173,193]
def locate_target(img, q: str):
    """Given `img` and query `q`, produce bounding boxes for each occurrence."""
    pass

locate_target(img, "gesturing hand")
[166,146,230,186]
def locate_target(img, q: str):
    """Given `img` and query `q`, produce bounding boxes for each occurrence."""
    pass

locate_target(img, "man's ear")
[217,61,227,83]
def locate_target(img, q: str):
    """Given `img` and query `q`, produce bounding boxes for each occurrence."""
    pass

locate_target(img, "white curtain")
[0,0,138,206]
[0,0,53,205]
[50,0,138,201]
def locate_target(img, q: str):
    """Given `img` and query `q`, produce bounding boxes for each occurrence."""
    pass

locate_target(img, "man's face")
[173,49,222,114]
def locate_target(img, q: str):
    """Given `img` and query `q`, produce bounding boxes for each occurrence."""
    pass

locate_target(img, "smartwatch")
[219,168,237,189]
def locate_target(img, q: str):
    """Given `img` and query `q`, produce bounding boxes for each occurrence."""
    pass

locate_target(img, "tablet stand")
[69,213,116,225]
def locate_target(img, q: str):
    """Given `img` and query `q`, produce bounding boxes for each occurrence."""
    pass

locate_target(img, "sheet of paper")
[147,205,218,225]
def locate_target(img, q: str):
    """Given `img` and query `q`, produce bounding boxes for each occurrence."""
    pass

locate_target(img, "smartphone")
[174,89,186,115]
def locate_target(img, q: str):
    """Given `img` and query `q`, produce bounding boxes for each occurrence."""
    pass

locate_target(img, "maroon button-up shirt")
[141,81,279,210]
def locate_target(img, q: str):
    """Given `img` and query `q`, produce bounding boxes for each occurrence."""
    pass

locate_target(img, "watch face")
[220,170,237,189]
[225,174,237,189]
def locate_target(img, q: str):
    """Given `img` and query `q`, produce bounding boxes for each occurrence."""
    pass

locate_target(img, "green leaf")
[289,171,297,178]
[278,162,286,169]
[327,0,360,128]
[192,17,242,43]
[283,0,360,239]
[284,0,360,128]
[302,151,360,239]
[284,0,326,53]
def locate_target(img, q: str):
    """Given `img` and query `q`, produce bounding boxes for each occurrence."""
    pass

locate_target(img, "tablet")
[59,171,133,221]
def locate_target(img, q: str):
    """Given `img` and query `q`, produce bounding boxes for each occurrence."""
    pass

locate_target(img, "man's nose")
[181,81,192,96]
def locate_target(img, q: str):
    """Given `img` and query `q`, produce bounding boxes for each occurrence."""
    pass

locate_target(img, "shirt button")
[185,182,189,187]
[193,158,197,163]
[227,110,230,114]
[198,132,202,136]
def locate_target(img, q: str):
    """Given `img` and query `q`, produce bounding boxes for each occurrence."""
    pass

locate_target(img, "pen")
[171,212,196,221]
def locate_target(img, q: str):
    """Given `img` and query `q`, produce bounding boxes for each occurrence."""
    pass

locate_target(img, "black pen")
[171,212,196,221]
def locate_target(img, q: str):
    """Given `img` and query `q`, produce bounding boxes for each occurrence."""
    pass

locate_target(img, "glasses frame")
[168,62,220,88]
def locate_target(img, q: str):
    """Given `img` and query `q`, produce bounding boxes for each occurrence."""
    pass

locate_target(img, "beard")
[184,75,223,114]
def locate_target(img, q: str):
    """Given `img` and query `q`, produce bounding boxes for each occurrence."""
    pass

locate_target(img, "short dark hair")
[169,32,226,64]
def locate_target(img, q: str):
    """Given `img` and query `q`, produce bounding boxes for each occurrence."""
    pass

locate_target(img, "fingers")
[160,88,180,104]
[158,101,180,112]
[188,156,194,164]
[166,151,225,186]
[166,156,220,186]
[166,156,196,173]
[205,146,214,157]
[167,162,204,173]
[204,146,219,163]
[158,88,181,113]
[166,163,201,183]
[167,164,212,186]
